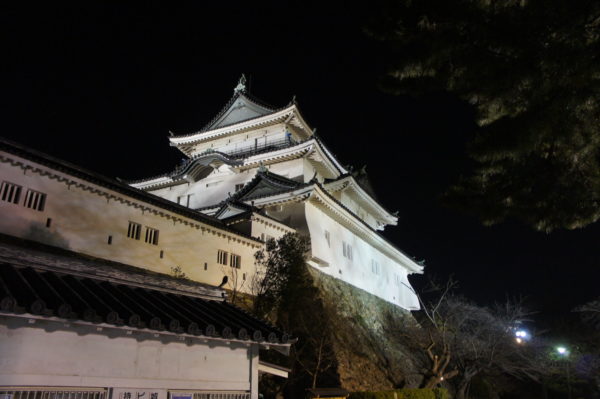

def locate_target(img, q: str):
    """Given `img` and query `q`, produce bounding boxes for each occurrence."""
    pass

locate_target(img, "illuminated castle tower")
[130,76,422,310]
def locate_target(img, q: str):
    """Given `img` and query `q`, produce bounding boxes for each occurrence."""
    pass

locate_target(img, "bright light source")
[557,346,567,355]
[515,330,528,338]
[515,337,523,344]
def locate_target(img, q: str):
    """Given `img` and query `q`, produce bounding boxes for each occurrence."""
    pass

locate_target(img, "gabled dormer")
[204,76,277,131]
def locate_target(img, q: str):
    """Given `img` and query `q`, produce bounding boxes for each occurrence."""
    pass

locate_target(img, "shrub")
[349,388,448,399]
[432,389,449,399]
[395,388,435,399]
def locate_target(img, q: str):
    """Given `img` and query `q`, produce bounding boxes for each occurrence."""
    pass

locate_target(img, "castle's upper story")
[168,75,313,158]
[130,76,398,232]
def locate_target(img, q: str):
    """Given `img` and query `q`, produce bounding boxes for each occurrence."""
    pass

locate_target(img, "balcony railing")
[223,137,300,159]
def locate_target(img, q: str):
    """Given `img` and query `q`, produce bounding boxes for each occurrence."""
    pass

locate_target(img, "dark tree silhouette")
[367,0,600,232]
[253,233,339,397]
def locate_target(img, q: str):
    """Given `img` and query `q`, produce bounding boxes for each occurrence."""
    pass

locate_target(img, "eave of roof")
[324,175,398,225]
[230,182,423,274]
[169,104,312,150]
[127,151,244,188]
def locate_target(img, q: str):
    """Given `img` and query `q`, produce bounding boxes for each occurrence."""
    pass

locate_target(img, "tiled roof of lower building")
[0,235,291,346]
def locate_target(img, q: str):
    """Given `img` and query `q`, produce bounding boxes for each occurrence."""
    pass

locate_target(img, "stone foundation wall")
[309,268,422,391]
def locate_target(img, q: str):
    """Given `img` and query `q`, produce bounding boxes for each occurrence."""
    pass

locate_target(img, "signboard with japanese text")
[112,388,167,399]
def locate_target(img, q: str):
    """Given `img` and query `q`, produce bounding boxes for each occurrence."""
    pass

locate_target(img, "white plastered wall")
[304,201,419,310]
[0,321,256,394]
[0,153,260,294]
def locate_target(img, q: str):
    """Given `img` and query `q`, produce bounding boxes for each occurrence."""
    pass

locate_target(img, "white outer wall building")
[0,144,264,295]
[0,320,258,394]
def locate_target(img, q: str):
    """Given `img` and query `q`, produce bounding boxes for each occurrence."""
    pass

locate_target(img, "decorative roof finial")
[258,161,267,173]
[234,74,247,94]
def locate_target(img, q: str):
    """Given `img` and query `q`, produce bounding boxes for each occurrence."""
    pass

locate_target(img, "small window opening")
[230,254,241,269]
[0,181,22,204]
[217,250,228,265]
[127,221,141,240]
[24,189,46,211]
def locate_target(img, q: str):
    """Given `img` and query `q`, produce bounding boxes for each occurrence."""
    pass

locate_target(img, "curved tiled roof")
[125,151,244,186]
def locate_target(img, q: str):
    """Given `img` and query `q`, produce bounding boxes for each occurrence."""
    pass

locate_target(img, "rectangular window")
[145,226,159,245]
[230,254,241,269]
[342,241,353,261]
[23,189,46,211]
[0,181,22,204]
[217,250,229,265]
[324,230,331,247]
[160,250,164,258]
[127,221,141,240]
[371,259,381,275]
[46,218,52,228]
[235,183,244,192]
[107,235,112,245]
[204,262,208,270]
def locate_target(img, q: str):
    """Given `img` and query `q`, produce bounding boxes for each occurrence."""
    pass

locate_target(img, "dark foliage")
[348,388,448,399]
[366,0,600,232]
[253,233,340,398]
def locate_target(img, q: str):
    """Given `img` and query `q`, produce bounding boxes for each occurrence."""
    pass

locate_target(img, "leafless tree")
[401,279,548,399]
[294,305,337,389]
[220,263,246,305]
[574,297,600,330]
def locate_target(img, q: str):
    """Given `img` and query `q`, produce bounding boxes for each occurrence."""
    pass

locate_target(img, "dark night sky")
[2,2,598,325]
